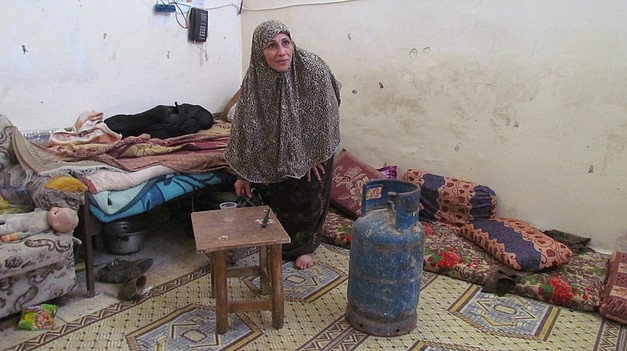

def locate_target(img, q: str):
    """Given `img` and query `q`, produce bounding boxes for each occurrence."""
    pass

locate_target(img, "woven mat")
[8,245,627,351]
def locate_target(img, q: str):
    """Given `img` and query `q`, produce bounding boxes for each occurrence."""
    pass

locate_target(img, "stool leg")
[269,244,284,329]
[211,251,229,334]
[207,253,215,298]
[259,245,270,295]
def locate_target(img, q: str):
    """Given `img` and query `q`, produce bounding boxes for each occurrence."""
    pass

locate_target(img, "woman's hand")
[234,178,252,198]
[306,162,326,182]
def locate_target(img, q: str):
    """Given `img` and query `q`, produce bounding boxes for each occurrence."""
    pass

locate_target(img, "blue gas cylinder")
[345,179,425,336]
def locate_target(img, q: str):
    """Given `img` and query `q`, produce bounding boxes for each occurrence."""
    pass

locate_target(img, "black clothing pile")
[104,102,214,139]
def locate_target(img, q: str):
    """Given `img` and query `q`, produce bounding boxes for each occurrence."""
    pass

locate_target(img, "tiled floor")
[0,212,207,350]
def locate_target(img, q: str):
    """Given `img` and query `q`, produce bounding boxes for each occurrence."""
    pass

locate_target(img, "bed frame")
[76,182,234,297]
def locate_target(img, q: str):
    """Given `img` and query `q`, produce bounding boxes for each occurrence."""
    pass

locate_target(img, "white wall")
[0,0,243,131]
[1,1,625,253]
[241,0,627,252]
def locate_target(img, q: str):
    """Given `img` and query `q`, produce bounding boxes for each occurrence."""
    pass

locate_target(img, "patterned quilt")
[88,170,235,223]
[322,207,609,312]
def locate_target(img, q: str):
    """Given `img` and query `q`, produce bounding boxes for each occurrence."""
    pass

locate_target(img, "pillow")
[330,149,385,219]
[599,251,627,324]
[402,169,497,227]
[459,218,573,272]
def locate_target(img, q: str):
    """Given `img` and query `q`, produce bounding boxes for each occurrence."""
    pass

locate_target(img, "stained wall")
[0,0,625,252]
[241,0,627,252]
[0,0,242,131]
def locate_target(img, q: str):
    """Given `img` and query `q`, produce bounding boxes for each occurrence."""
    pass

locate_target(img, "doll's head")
[47,207,79,233]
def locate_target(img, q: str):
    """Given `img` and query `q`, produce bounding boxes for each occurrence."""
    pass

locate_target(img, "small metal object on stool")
[191,205,290,334]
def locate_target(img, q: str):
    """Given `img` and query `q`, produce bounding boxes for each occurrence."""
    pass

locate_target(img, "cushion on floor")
[599,251,627,324]
[330,149,385,219]
[401,170,497,227]
[459,218,573,272]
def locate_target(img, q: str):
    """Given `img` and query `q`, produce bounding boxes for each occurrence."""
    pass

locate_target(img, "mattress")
[88,170,235,223]
[322,207,609,312]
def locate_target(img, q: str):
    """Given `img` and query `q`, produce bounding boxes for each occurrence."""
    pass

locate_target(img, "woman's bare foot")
[294,254,314,270]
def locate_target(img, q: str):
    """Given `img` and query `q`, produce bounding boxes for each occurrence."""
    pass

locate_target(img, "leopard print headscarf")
[224,20,341,183]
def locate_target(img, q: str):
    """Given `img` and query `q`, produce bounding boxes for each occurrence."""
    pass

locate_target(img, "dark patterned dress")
[256,156,334,259]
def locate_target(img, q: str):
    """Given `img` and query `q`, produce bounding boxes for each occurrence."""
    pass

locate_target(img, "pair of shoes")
[96,258,153,284]
[118,265,147,300]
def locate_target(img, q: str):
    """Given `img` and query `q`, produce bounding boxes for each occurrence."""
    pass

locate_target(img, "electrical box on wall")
[188,8,208,42]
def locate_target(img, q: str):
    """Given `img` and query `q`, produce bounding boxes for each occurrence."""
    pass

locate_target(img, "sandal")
[118,266,147,300]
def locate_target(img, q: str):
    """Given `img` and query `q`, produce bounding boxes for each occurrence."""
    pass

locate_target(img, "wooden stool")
[191,205,291,334]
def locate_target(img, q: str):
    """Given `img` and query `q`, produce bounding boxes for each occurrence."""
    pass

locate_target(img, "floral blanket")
[322,207,609,312]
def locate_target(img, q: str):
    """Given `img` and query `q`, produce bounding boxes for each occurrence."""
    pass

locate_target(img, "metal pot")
[103,220,147,255]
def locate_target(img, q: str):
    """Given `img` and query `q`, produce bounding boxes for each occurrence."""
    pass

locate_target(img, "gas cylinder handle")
[395,191,420,231]
[361,180,421,232]
[387,191,398,211]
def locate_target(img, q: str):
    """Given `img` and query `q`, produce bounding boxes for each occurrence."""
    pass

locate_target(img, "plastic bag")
[18,304,57,330]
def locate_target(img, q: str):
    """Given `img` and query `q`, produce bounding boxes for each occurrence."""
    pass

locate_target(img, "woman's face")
[263,33,293,72]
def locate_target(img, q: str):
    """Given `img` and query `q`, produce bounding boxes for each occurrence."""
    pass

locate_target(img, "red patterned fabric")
[321,207,354,248]
[402,170,497,227]
[600,251,627,324]
[322,207,608,311]
[330,149,385,219]
[460,218,572,272]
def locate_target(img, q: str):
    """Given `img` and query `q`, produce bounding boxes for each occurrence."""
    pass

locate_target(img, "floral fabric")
[423,221,499,286]
[330,149,385,219]
[423,221,606,311]
[402,170,497,227]
[323,207,609,312]
[322,207,354,248]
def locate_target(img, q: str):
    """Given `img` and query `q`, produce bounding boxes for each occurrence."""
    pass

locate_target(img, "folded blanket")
[88,171,235,223]
[48,111,122,146]
[80,165,175,193]
[13,122,232,176]
[88,176,163,215]
[12,126,113,176]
